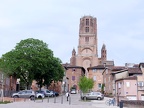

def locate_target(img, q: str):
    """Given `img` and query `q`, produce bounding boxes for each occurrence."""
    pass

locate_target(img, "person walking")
[66,91,70,101]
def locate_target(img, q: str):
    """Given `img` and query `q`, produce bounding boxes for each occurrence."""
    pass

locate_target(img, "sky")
[0,0,144,66]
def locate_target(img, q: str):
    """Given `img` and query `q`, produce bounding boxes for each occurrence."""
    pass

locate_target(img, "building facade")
[87,65,105,91]
[115,76,138,103]
[70,16,108,77]
[64,65,85,92]
[67,15,114,92]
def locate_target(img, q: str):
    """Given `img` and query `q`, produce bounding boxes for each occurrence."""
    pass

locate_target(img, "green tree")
[78,76,94,93]
[0,38,64,89]
[101,83,105,94]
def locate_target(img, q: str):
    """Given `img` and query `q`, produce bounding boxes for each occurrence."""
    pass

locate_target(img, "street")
[0,93,122,108]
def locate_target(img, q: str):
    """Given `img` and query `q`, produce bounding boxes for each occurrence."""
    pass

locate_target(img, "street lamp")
[62,81,65,94]
[16,78,20,91]
[66,77,69,92]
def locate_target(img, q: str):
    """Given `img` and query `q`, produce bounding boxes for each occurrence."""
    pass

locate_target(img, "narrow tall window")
[72,76,75,80]
[98,83,101,89]
[126,82,130,87]
[85,27,89,32]
[93,76,96,81]
[138,81,144,86]
[86,19,89,25]
[118,82,121,88]
[92,69,96,72]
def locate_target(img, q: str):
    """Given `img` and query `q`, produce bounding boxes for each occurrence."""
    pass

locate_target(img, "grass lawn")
[0,101,11,104]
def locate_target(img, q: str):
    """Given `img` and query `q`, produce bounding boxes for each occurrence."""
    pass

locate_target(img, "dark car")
[50,90,59,97]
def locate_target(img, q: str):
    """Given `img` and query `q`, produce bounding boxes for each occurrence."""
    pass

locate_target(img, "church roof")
[102,44,106,49]
[116,76,137,81]
[72,48,76,53]
[128,67,142,74]
[111,66,142,75]
[87,65,105,71]
[64,65,86,73]
[111,66,126,71]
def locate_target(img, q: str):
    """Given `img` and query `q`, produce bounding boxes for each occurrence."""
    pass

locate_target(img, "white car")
[70,89,77,94]
[35,93,45,98]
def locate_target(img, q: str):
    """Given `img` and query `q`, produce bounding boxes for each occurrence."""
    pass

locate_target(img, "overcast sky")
[0,0,144,66]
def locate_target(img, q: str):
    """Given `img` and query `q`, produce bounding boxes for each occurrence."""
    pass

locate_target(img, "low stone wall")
[1,97,29,102]
[122,100,144,108]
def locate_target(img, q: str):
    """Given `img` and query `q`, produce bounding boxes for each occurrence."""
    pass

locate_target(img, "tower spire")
[70,48,76,66]
[101,43,107,61]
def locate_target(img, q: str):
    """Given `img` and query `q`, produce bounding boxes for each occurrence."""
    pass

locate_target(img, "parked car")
[35,91,45,98]
[12,90,35,100]
[70,89,77,94]
[49,90,59,97]
[40,89,53,97]
[81,92,104,100]
[35,90,45,95]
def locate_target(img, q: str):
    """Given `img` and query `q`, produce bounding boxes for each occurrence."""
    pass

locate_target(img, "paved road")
[0,93,124,108]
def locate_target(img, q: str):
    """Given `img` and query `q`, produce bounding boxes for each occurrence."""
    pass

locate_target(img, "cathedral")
[64,15,114,92]
[70,16,109,75]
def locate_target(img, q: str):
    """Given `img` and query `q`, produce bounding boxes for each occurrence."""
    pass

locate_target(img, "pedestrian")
[66,91,69,101]
[112,97,115,106]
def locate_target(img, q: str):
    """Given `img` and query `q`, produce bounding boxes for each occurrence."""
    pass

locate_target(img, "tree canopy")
[78,76,94,93]
[0,38,64,89]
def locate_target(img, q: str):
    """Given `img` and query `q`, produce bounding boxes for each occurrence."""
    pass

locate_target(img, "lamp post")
[66,77,69,92]
[16,78,20,91]
[61,81,65,104]
[63,81,65,94]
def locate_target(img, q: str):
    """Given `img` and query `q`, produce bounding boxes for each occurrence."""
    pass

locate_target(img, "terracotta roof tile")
[128,67,142,74]
[88,65,105,69]
[116,76,137,81]
[111,66,126,71]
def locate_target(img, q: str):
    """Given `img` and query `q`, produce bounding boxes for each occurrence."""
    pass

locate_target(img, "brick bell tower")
[76,16,99,76]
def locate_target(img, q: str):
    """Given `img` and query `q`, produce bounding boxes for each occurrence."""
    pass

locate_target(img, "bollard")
[54,95,56,103]
[69,96,71,105]
[119,101,123,108]
[14,97,15,102]
[34,96,35,102]
[61,95,63,104]
[47,95,49,103]
[24,97,26,102]
[42,97,43,102]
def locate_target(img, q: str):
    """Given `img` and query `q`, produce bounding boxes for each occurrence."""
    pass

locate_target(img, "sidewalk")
[91,97,128,108]
[0,94,128,108]
[92,100,119,108]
